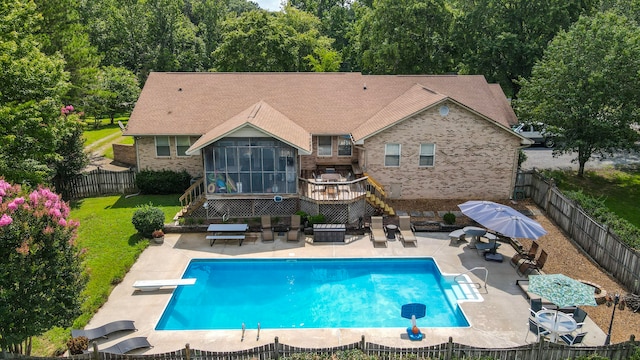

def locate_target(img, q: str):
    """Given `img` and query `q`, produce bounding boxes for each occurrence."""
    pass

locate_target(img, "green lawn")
[83,117,129,147]
[543,167,640,228]
[33,194,182,356]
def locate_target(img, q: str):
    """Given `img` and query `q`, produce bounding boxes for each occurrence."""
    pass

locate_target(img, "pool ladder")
[241,322,261,341]
[453,267,488,292]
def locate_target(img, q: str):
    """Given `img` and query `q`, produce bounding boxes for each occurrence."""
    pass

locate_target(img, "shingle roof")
[126,72,518,141]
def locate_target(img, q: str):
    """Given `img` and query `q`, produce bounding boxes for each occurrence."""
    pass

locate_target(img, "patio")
[82,231,607,354]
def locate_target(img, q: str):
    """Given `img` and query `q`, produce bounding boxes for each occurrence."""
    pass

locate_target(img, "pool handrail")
[453,267,488,292]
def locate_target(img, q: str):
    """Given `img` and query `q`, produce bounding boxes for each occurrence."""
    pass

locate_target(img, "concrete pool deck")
[84,232,606,354]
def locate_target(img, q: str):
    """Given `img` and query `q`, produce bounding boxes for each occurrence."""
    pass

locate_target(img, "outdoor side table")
[386,224,397,239]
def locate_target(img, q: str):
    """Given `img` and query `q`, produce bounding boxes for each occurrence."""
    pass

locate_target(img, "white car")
[512,123,555,148]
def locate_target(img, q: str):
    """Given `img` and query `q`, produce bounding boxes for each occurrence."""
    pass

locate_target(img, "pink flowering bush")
[0,179,86,353]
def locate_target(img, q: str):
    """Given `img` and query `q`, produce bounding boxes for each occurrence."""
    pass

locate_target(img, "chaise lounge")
[71,320,136,341]
[92,337,152,354]
[261,215,274,242]
[370,216,387,247]
[287,215,301,242]
[398,216,417,247]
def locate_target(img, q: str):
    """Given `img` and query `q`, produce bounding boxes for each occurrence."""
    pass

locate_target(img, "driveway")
[522,147,640,171]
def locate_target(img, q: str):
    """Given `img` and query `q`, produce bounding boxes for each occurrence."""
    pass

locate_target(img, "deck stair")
[177,178,206,219]
[363,173,394,216]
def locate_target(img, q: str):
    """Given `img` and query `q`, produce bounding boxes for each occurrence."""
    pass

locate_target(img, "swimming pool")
[156,258,471,330]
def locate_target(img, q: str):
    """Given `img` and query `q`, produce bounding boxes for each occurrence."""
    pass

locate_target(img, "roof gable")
[351,84,447,142]
[186,101,312,155]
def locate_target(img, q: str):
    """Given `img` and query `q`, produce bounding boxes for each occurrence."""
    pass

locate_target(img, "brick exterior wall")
[113,144,137,166]
[300,135,359,171]
[135,136,203,177]
[134,103,520,200]
[363,102,521,200]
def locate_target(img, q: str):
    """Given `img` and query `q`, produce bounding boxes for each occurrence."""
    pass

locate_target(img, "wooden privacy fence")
[55,168,137,200]
[1,336,637,360]
[516,170,640,295]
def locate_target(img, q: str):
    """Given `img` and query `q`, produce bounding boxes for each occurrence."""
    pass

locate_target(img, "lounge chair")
[98,337,152,354]
[261,215,274,242]
[71,320,136,341]
[287,215,301,242]
[517,249,548,276]
[559,332,587,346]
[370,216,387,247]
[510,242,539,267]
[398,216,417,247]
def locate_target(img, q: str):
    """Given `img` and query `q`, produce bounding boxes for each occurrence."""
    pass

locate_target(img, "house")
[125,72,531,223]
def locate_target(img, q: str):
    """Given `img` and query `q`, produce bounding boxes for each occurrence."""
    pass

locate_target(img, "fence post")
[274,336,279,360]
[536,338,544,360]
[360,335,365,351]
[446,337,453,360]
[184,343,190,360]
[91,341,99,360]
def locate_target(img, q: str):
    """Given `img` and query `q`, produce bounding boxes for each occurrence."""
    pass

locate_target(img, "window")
[176,136,191,156]
[317,136,332,156]
[338,136,352,156]
[419,143,435,167]
[384,143,401,167]
[155,136,170,157]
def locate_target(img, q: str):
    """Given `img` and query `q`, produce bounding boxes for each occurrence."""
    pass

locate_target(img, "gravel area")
[388,198,639,344]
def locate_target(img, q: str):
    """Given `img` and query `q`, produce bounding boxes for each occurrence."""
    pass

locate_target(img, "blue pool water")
[156,258,470,330]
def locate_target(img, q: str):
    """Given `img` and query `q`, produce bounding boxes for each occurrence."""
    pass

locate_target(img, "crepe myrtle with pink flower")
[0,179,86,354]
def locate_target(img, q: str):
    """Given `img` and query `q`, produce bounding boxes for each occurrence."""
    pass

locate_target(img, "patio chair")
[261,215,274,242]
[398,216,417,247]
[525,318,550,342]
[528,298,550,318]
[287,215,301,242]
[370,216,387,247]
[571,307,588,322]
[559,332,587,346]
[517,249,548,276]
[71,320,136,341]
[510,242,539,267]
[97,337,152,354]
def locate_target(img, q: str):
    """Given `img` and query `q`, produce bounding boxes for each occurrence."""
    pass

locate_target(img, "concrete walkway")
[83,232,606,354]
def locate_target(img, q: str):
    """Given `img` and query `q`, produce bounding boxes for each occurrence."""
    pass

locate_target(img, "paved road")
[522,146,640,171]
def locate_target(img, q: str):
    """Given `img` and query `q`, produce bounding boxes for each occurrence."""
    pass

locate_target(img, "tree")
[516,11,640,176]
[452,0,597,97]
[51,107,89,192]
[0,0,74,185]
[0,180,85,354]
[91,66,140,124]
[354,0,454,74]
[212,8,337,72]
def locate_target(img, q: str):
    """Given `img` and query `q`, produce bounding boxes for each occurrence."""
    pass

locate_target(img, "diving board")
[132,278,196,292]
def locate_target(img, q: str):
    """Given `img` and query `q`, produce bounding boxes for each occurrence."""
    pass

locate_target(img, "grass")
[83,117,129,147]
[542,166,640,228]
[32,194,182,356]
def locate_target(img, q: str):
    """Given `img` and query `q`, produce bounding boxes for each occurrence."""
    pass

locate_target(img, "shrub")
[295,211,309,226]
[135,169,192,194]
[443,212,456,225]
[131,203,165,238]
[66,336,88,355]
[308,214,326,225]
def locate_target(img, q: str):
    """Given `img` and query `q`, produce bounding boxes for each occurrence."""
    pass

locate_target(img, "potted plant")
[152,229,165,244]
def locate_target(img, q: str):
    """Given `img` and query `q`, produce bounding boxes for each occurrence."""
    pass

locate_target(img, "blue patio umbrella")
[457,201,547,240]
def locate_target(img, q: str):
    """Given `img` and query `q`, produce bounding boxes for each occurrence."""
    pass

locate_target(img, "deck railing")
[298,176,368,202]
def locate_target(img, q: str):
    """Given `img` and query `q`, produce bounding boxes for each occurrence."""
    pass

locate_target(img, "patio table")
[463,226,486,249]
[535,310,577,342]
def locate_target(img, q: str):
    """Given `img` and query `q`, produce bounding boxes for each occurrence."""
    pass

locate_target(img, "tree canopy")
[516,11,640,176]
